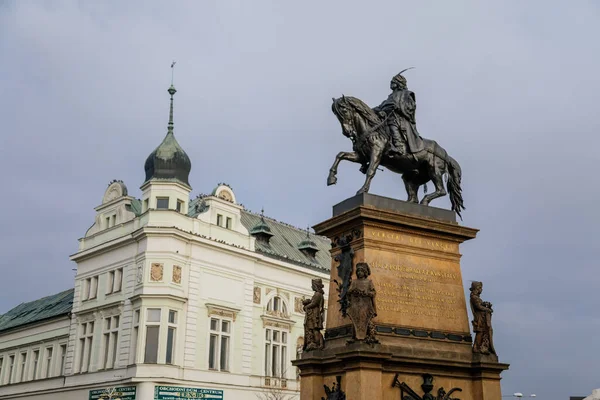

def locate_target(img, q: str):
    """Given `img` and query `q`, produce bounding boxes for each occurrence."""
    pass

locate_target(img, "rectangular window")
[168,310,177,324]
[32,350,39,380]
[166,310,177,365]
[265,327,288,378]
[144,198,149,212]
[59,345,67,375]
[114,268,123,292]
[176,199,184,212]
[0,357,3,384]
[106,216,111,228]
[8,355,14,384]
[111,215,116,226]
[78,322,94,373]
[89,276,98,299]
[144,326,159,364]
[216,214,223,227]
[19,352,27,382]
[83,278,91,301]
[166,327,175,364]
[102,315,120,369]
[131,309,140,364]
[144,308,161,364]
[106,271,115,295]
[156,197,169,209]
[147,308,161,322]
[225,217,232,229]
[45,347,53,378]
[208,317,230,371]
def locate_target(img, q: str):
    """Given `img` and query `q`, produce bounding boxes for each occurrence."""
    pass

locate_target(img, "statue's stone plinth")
[293,194,509,400]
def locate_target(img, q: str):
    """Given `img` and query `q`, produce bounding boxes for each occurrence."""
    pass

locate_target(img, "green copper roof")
[249,215,274,237]
[240,211,331,272]
[128,198,142,216]
[0,289,74,333]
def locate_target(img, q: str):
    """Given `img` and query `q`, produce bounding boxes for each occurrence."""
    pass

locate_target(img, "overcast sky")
[1,1,599,398]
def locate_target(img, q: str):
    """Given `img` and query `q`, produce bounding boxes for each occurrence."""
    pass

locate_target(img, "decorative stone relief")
[263,319,293,330]
[393,373,462,400]
[206,303,240,321]
[294,297,305,314]
[150,263,163,282]
[323,376,346,400]
[172,265,182,284]
[253,287,261,304]
[333,234,354,317]
[136,264,143,284]
[266,288,274,296]
[346,262,378,344]
[281,292,289,300]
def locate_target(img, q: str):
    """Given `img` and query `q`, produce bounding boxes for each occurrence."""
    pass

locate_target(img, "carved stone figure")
[470,281,496,355]
[346,262,378,344]
[328,70,465,218]
[253,286,261,304]
[333,234,354,317]
[303,278,325,351]
[393,373,462,400]
[322,376,346,400]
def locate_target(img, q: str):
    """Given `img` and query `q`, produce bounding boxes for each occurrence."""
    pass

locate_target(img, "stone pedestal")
[294,194,509,400]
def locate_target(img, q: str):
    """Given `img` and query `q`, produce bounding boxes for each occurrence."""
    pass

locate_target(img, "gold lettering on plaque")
[372,263,461,321]
[369,230,454,251]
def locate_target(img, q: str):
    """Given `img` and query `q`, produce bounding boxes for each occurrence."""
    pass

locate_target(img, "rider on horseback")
[372,70,425,158]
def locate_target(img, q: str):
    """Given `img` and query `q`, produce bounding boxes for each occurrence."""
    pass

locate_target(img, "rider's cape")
[375,89,425,153]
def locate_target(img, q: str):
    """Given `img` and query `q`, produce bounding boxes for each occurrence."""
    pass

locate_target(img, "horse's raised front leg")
[327,151,361,186]
[357,144,384,194]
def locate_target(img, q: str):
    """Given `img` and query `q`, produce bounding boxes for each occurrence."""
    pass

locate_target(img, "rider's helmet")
[391,67,414,89]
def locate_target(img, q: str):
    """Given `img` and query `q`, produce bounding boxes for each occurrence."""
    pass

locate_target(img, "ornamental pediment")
[260,313,295,330]
[206,303,241,322]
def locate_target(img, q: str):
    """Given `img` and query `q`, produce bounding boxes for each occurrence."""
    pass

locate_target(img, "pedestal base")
[294,194,509,400]
[295,342,508,400]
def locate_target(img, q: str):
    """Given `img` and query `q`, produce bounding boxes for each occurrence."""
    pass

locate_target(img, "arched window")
[266,296,288,316]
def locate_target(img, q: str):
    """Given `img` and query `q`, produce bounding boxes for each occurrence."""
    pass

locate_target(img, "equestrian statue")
[327,69,465,218]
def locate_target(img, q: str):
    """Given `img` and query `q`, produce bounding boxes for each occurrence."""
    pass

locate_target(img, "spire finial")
[167,61,177,134]
[170,60,176,86]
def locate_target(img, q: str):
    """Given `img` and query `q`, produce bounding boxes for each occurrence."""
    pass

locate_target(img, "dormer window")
[156,197,169,209]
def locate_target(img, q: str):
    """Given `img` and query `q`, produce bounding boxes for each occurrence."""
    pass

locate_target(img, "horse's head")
[331,95,382,143]
[331,96,356,140]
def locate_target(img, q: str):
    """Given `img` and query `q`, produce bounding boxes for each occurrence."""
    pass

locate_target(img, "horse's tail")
[446,156,465,220]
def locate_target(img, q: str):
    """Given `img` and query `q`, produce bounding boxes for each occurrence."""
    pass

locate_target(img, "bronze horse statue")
[327,95,465,218]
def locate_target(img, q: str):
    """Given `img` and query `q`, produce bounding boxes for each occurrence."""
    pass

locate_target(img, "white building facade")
[0,85,330,400]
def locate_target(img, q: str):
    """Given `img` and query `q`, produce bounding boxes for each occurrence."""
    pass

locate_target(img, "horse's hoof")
[327,176,337,186]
